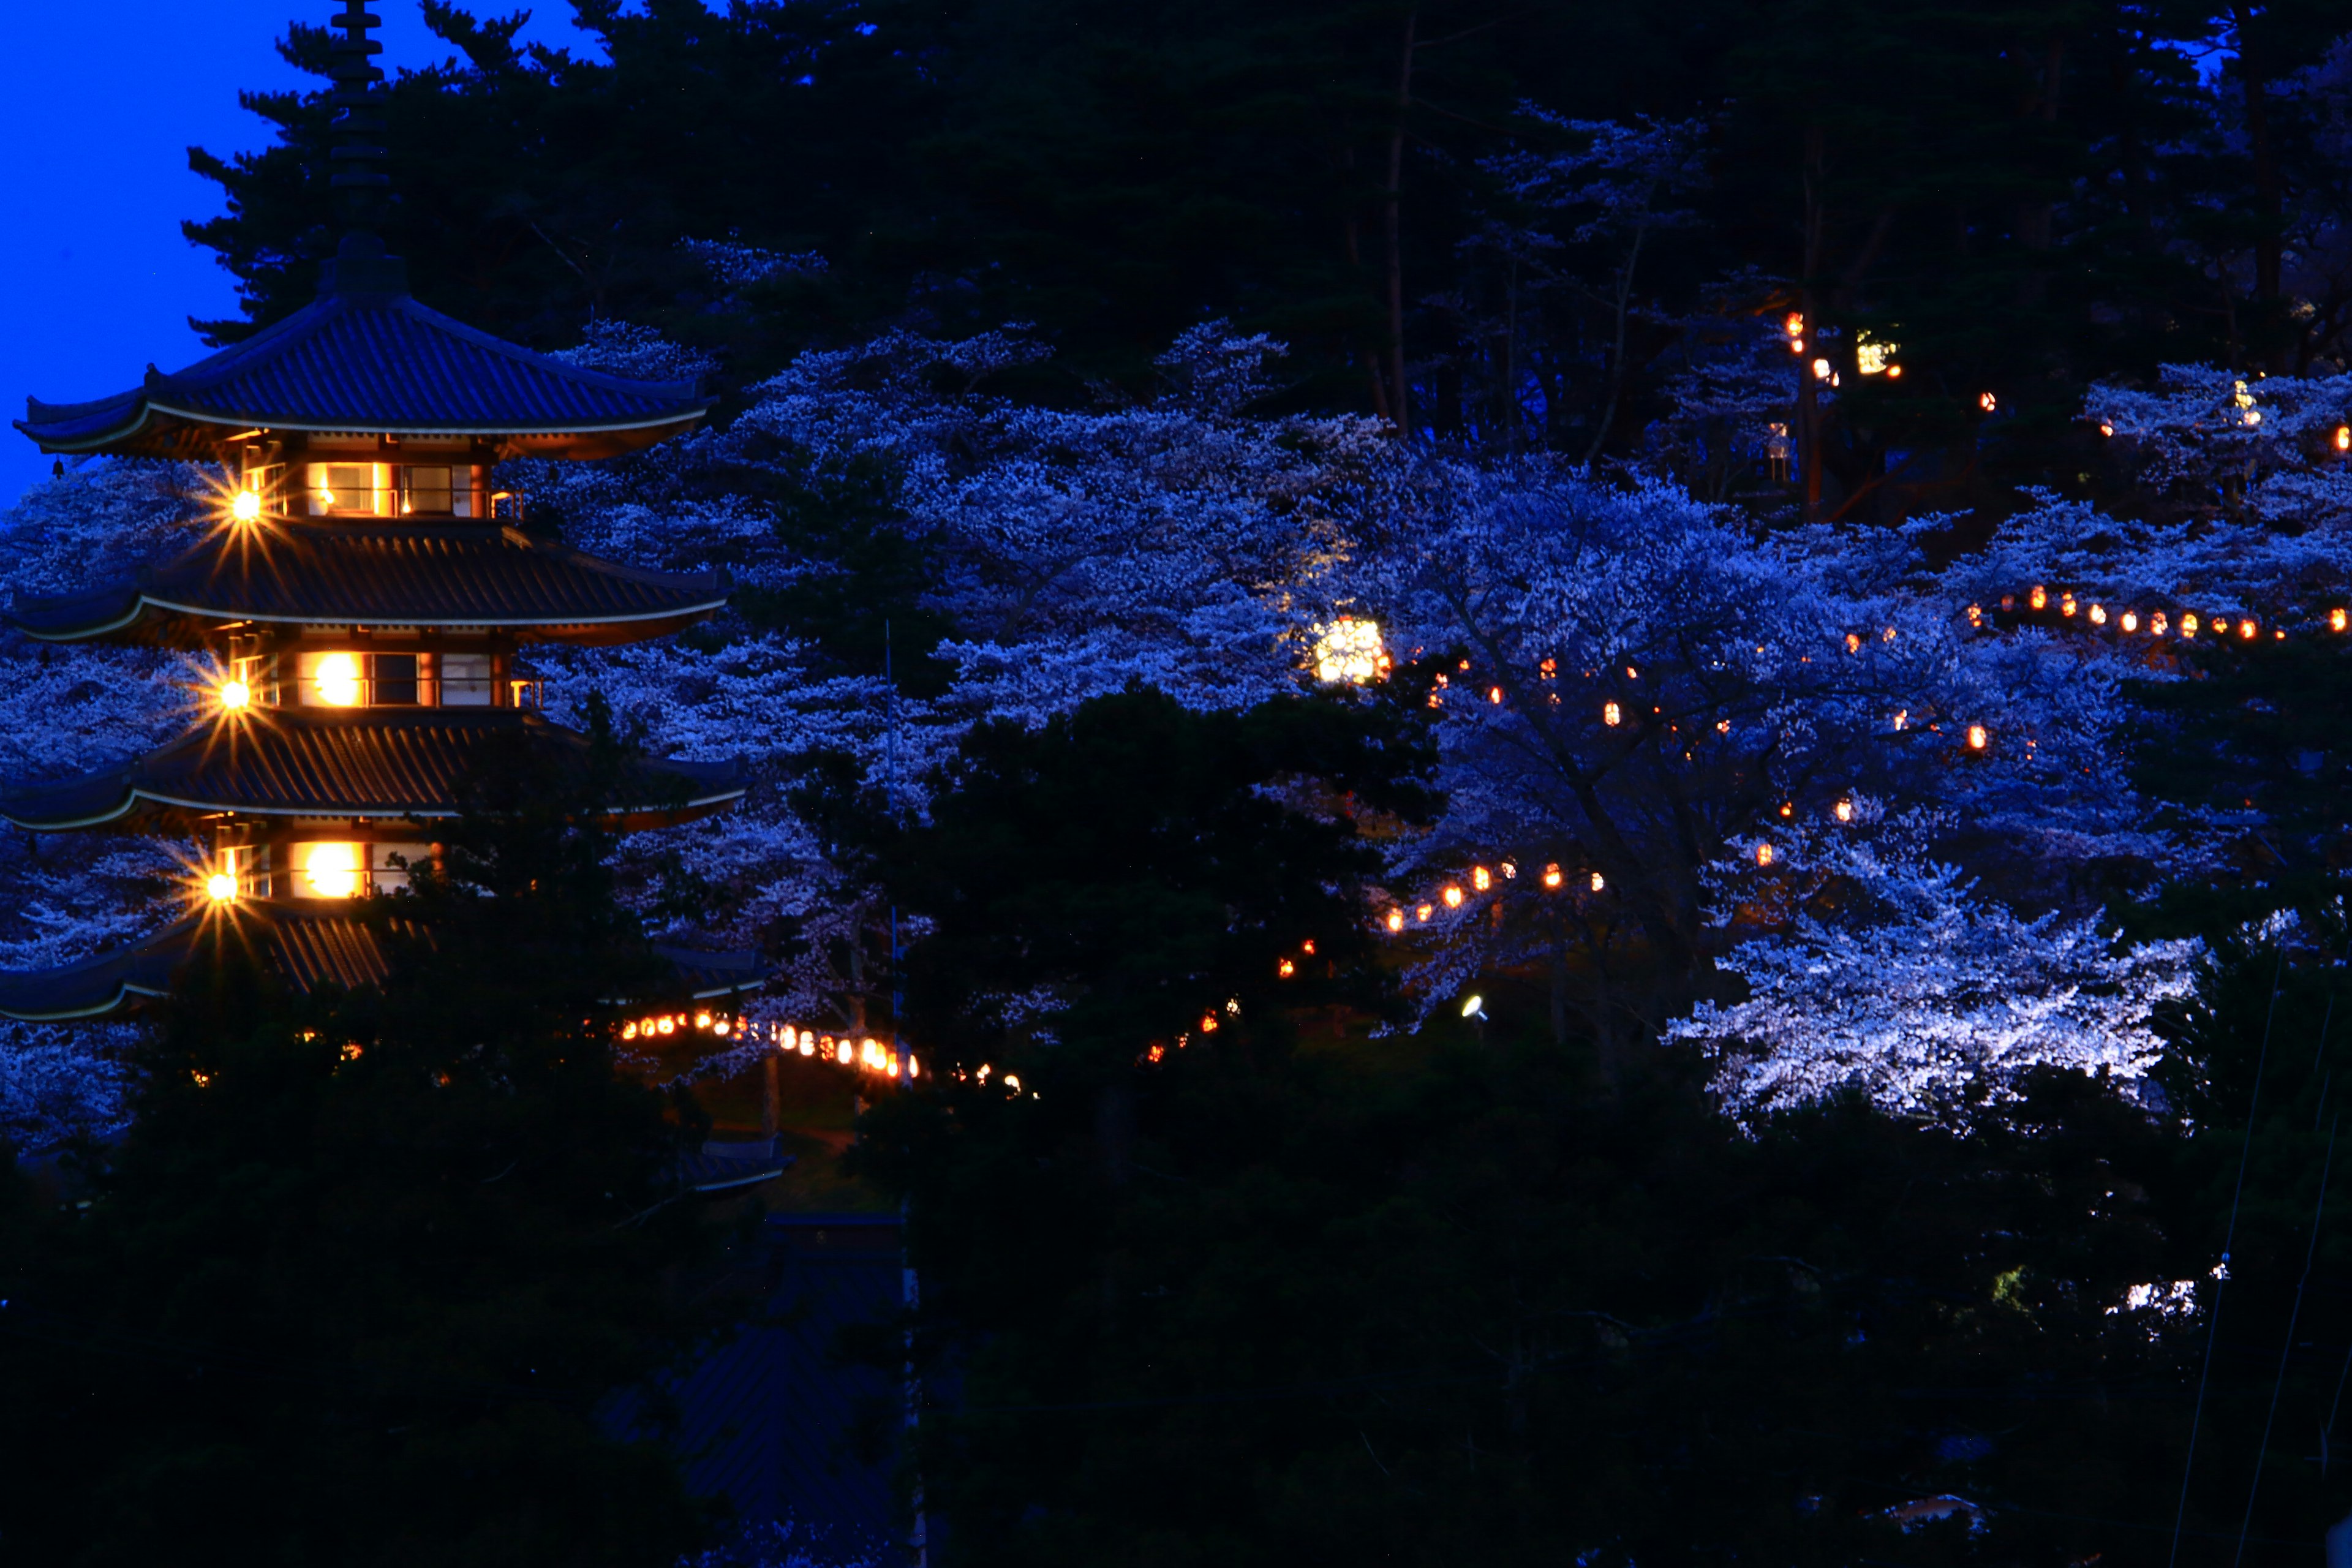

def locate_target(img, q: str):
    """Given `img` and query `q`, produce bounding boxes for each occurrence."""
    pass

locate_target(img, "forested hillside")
[7,1,2352,1562]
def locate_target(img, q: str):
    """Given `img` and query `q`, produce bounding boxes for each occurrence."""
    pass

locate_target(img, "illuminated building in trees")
[0,0,748,1019]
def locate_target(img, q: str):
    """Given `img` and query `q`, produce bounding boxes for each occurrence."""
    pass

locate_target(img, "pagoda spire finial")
[319,1,407,297]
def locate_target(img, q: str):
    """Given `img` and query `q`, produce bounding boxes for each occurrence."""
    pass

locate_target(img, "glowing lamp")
[2152,612,2168,636]
[1278,959,1295,978]
[1415,904,1433,923]
[837,1041,854,1065]
[309,652,363,707]
[295,840,362,899]
[2089,604,2106,626]
[1886,365,1902,379]
[1755,842,1774,868]
[2241,619,2258,640]
[2335,609,2349,633]
[1003,1074,1022,1092]
[1542,864,1563,889]
[1604,701,1622,726]
[1846,633,1861,654]
[1461,995,1485,1019]
[230,489,262,522]
[1967,605,1982,628]
[2337,426,2351,453]
[1312,617,1387,685]
[2030,585,2047,611]
[1979,392,1997,413]
[1386,908,1406,932]
[1967,725,1988,751]
[1442,885,1464,909]
[1812,358,1833,380]
[2060,593,2076,617]
[1784,312,1804,337]
[658,1017,676,1036]
[2099,421,2114,437]
[1855,336,1895,375]
[2120,611,2138,632]
[206,872,238,903]
[1472,865,1491,891]
[800,1035,816,1057]
[1589,871,1605,892]
[1834,799,1854,823]
[218,679,251,712]
[2181,613,2198,638]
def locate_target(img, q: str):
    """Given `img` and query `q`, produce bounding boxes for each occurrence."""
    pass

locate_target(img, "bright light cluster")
[1987,586,2348,643]
[620,1009,737,1041]
[1312,617,1389,684]
[748,1020,918,1080]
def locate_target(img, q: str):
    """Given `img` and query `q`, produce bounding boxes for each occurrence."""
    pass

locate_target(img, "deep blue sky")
[0,2,606,507]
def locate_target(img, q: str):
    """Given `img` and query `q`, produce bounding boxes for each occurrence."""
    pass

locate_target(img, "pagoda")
[0,0,748,1020]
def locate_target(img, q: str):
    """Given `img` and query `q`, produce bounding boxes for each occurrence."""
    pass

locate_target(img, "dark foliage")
[0,705,720,1567]
[190,0,2352,508]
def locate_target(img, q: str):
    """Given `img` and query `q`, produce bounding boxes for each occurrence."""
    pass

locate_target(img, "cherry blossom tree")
[0,461,211,1148]
[1666,801,2203,1124]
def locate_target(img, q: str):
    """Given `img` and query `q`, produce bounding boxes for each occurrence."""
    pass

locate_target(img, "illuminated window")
[371,842,431,893]
[439,653,494,706]
[303,462,390,517]
[298,651,364,706]
[296,652,485,706]
[402,466,456,515]
[293,841,363,899]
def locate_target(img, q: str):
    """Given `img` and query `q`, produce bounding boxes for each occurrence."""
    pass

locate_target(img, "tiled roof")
[653,943,766,1001]
[0,907,763,1022]
[10,522,728,646]
[0,917,197,1020]
[0,709,746,831]
[16,279,711,459]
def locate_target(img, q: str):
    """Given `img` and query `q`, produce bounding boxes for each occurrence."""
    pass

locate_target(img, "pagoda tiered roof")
[0,907,758,1022]
[10,522,730,646]
[0,709,747,832]
[14,239,714,460]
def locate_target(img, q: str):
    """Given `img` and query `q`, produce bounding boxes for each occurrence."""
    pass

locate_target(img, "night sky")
[0,2,604,507]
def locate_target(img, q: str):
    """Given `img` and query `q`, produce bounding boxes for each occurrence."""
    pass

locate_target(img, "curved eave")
[0,781,747,834]
[15,401,710,460]
[0,979,172,1023]
[13,594,729,648]
[0,918,195,1022]
[0,916,764,1022]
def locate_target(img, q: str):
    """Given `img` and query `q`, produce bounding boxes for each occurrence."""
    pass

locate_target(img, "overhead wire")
[2169,948,2285,1568]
